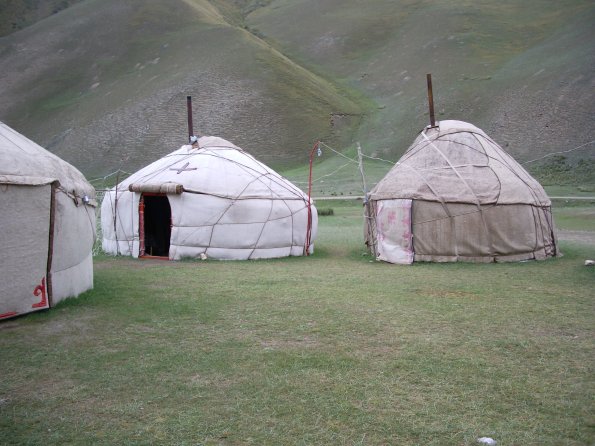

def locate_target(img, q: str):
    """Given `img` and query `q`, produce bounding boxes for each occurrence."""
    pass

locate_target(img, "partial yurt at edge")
[365,120,558,264]
[101,136,317,260]
[0,122,96,320]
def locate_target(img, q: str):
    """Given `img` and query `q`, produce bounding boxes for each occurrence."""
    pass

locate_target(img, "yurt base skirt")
[414,248,555,263]
[102,238,313,260]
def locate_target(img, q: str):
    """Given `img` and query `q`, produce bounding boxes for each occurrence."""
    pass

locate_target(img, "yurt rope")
[371,130,557,226]
[522,140,595,165]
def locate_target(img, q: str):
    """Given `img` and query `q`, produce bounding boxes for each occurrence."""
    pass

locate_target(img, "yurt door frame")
[138,193,172,259]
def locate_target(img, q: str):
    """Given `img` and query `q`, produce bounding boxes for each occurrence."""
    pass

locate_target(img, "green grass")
[553,206,595,232]
[529,157,595,189]
[283,144,394,197]
[546,185,595,197]
[1,200,594,445]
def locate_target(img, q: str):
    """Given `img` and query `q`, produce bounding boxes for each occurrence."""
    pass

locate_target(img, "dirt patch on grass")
[188,373,247,390]
[532,328,586,340]
[424,290,480,299]
[94,257,199,270]
[0,309,98,340]
[259,336,320,351]
[0,320,23,331]
[558,229,595,246]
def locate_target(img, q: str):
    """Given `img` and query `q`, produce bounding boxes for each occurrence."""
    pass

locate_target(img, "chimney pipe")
[187,95,194,142]
[426,74,437,128]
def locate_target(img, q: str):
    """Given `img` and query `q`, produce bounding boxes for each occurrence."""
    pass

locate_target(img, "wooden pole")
[46,181,57,306]
[426,73,436,128]
[357,143,376,257]
[114,171,120,255]
[139,196,145,257]
[305,140,320,256]
[187,96,194,142]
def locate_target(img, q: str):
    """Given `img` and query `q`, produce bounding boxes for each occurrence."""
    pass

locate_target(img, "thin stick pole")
[356,142,367,195]
[357,142,376,257]
[114,171,120,255]
[305,140,320,255]
[187,96,194,142]
[426,73,436,127]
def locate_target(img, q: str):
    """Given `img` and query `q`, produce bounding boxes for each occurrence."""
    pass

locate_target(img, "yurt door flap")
[0,182,55,319]
[375,199,414,264]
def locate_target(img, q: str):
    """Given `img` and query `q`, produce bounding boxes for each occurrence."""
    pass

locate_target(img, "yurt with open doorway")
[0,122,96,320]
[101,136,317,260]
[365,120,558,264]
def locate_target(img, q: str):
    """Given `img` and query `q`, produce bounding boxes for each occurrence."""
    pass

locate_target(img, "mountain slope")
[0,0,362,176]
[246,0,595,164]
[0,0,593,180]
[0,0,83,36]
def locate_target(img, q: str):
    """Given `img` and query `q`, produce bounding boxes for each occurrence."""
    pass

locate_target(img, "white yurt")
[0,122,96,320]
[101,136,317,260]
[365,120,558,264]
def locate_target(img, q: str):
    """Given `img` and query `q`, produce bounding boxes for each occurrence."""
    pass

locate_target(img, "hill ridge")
[0,0,364,176]
[0,0,593,184]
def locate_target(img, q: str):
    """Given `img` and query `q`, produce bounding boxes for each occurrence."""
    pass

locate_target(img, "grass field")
[1,200,594,445]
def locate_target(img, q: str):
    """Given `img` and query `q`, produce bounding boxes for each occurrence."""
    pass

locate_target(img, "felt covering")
[366,120,558,263]
[0,122,96,319]
[101,136,316,260]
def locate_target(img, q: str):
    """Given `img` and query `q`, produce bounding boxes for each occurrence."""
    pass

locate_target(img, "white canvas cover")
[0,122,96,320]
[101,136,317,260]
[366,120,558,263]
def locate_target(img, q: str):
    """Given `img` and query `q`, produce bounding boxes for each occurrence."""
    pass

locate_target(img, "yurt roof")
[118,136,308,201]
[369,120,550,206]
[0,121,94,198]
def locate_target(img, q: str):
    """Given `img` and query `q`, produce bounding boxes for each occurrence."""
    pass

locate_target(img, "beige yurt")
[101,136,317,260]
[0,122,96,320]
[365,120,558,264]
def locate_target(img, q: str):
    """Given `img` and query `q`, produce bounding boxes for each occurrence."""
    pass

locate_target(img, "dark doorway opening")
[140,194,171,258]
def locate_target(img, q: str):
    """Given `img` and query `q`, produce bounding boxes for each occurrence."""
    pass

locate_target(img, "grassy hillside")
[0,0,362,176]
[247,0,595,169]
[0,0,593,183]
[0,0,83,36]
